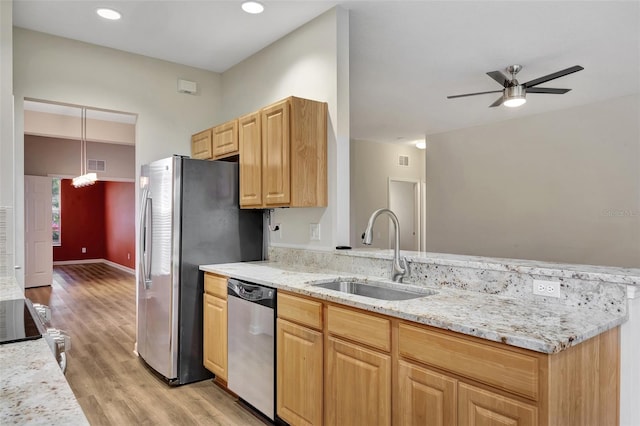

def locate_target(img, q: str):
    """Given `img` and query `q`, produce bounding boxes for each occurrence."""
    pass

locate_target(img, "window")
[52,178,61,246]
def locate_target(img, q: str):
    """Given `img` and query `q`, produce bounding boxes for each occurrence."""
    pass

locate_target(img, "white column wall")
[221,7,349,250]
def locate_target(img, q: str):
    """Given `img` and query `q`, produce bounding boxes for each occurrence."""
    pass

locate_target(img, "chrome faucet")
[362,208,408,282]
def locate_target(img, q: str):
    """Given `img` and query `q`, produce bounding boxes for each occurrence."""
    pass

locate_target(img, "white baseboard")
[53,258,135,275]
[53,259,102,265]
[102,259,135,275]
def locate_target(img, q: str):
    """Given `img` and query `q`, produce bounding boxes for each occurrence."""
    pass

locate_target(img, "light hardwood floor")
[26,263,265,426]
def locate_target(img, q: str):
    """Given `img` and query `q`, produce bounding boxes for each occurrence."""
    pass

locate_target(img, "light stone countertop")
[0,277,89,425]
[342,248,640,286]
[200,261,627,354]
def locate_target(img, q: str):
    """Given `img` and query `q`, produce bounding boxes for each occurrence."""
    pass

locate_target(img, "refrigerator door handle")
[140,190,152,289]
[145,198,153,287]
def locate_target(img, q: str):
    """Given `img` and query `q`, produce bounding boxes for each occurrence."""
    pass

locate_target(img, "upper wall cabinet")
[192,119,239,160]
[212,119,239,159]
[240,96,327,209]
[191,128,213,160]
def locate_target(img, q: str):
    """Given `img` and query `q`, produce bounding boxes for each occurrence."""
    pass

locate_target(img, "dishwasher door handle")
[228,279,275,304]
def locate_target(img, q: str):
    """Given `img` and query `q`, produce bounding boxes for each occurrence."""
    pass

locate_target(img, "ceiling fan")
[447,64,584,108]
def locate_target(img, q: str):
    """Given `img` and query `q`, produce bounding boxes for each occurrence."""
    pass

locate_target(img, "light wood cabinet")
[239,96,327,208]
[238,112,262,207]
[203,273,227,381]
[277,319,323,426]
[325,336,391,426]
[191,128,213,159]
[212,119,239,159]
[397,360,457,426]
[275,290,620,426]
[458,383,537,426]
[277,293,324,426]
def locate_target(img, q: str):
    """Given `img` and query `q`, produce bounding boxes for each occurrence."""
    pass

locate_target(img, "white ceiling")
[13,1,640,144]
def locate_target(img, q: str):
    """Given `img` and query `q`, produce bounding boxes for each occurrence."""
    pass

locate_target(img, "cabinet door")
[191,129,212,159]
[458,383,537,426]
[397,360,457,426]
[203,293,227,381]
[212,119,238,158]
[238,112,263,207]
[261,99,290,206]
[325,336,391,426]
[277,319,323,426]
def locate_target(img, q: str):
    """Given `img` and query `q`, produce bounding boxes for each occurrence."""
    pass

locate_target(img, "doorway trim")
[387,177,423,252]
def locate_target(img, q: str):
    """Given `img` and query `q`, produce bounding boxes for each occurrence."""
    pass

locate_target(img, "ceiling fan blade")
[447,90,503,99]
[526,88,571,94]
[489,96,504,108]
[524,65,584,88]
[486,70,509,87]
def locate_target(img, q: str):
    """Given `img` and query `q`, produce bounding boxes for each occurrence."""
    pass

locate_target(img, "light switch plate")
[310,223,321,241]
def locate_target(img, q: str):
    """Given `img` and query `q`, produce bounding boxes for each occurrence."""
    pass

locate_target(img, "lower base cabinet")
[397,359,537,426]
[458,382,537,426]
[397,360,457,426]
[203,274,228,381]
[325,336,391,426]
[276,319,323,426]
[275,291,620,426]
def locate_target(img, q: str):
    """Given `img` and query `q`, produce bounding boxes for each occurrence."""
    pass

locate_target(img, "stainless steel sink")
[312,280,436,301]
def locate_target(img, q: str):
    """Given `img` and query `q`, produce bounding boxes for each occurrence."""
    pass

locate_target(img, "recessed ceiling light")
[241,1,264,14]
[96,8,122,20]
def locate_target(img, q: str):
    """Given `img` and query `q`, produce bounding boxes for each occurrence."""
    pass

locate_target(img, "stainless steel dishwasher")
[227,278,276,421]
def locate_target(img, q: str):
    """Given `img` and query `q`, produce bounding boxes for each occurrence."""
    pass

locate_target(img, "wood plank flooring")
[26,263,265,426]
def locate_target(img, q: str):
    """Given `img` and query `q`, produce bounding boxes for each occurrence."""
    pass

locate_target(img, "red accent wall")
[54,180,106,261]
[104,181,135,269]
[53,179,136,269]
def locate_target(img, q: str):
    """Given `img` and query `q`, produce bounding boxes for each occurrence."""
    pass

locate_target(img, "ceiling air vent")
[398,155,409,167]
[87,159,106,172]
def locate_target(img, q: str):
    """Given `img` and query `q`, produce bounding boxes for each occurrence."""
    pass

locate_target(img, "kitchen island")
[0,277,89,425]
[201,247,639,425]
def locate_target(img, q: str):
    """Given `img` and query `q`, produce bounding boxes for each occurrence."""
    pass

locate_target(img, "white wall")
[350,139,426,249]
[426,94,640,268]
[221,7,350,250]
[12,28,223,285]
[0,1,15,278]
[24,136,135,181]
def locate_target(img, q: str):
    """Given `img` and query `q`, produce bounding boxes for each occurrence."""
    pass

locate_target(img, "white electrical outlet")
[310,223,321,241]
[532,279,561,298]
[81,247,87,253]
[127,253,131,260]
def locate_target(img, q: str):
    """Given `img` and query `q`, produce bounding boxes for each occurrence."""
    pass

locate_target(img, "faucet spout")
[362,208,408,282]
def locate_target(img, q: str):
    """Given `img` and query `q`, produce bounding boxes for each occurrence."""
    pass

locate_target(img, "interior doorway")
[388,178,421,251]
[23,99,137,287]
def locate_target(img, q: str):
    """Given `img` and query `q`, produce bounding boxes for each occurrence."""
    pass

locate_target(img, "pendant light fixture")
[72,108,98,188]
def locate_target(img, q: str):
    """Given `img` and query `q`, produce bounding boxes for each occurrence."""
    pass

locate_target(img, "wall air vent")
[398,155,409,167]
[87,159,106,172]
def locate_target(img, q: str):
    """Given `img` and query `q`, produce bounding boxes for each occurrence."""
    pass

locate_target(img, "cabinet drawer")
[327,305,390,352]
[204,273,227,299]
[398,323,540,400]
[278,292,323,330]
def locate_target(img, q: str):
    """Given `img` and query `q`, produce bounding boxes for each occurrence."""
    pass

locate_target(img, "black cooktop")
[0,298,46,345]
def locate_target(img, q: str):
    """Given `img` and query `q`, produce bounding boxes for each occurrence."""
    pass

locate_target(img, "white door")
[388,179,419,251]
[25,175,53,288]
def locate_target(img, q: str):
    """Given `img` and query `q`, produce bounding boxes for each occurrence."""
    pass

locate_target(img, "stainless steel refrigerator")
[137,156,263,385]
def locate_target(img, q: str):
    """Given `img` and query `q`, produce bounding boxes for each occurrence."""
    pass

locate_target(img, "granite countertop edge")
[200,262,627,354]
[0,277,90,425]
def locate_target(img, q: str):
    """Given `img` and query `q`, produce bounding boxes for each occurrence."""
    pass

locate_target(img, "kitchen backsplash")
[268,247,637,314]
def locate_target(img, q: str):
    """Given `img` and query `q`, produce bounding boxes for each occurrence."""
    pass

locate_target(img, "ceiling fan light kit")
[447,64,584,108]
[503,85,527,107]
